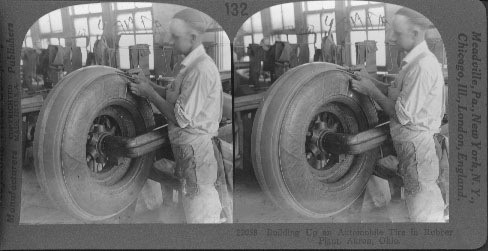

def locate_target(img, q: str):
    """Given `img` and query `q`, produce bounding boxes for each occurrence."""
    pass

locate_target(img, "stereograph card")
[0,0,486,249]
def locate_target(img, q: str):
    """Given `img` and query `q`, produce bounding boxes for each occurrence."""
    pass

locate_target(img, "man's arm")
[149,81,168,99]
[147,93,178,124]
[128,77,178,125]
[351,77,399,121]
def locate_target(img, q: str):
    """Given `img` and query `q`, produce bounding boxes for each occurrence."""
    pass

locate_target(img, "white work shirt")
[388,41,445,140]
[166,44,223,145]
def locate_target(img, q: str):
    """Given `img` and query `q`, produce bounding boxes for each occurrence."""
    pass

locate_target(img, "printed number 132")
[225,2,248,16]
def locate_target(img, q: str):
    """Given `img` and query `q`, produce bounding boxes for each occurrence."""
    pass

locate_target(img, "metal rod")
[100,126,170,158]
[321,125,389,155]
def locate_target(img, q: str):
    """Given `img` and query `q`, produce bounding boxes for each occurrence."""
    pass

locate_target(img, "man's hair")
[173,8,208,34]
[395,7,434,30]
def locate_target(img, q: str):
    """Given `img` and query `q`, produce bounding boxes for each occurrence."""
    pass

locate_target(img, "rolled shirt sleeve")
[395,62,435,126]
[175,70,209,128]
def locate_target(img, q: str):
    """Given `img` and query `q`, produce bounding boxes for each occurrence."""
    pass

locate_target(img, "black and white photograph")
[233,1,449,223]
[1,0,486,249]
[19,2,233,224]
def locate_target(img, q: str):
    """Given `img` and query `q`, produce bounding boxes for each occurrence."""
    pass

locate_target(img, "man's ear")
[411,27,421,39]
[190,32,198,42]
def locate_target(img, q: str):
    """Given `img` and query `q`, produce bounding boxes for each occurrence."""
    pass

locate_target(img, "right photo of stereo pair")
[233,0,449,223]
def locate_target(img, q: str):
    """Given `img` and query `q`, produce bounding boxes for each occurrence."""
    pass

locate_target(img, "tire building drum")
[252,63,379,218]
[34,66,155,221]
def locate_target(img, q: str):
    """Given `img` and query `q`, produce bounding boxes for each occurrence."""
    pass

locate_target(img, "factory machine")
[235,62,404,218]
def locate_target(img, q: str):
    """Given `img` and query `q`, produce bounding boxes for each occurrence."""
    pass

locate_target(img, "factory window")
[38,9,63,34]
[23,29,33,48]
[116,2,152,10]
[270,3,295,30]
[216,30,232,71]
[303,2,336,62]
[70,3,106,65]
[305,1,335,11]
[72,3,102,15]
[348,1,386,66]
[114,2,154,70]
[235,12,264,61]
[241,12,263,44]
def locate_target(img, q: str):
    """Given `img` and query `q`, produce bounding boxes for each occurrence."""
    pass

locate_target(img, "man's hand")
[127,71,155,100]
[350,77,377,96]
[350,65,379,97]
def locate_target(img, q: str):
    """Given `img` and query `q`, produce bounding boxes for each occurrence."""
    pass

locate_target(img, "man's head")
[388,7,433,52]
[169,8,208,56]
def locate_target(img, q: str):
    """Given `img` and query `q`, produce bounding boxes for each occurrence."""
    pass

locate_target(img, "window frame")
[347,1,387,67]
[113,3,155,70]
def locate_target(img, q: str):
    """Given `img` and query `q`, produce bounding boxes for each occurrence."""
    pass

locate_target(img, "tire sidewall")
[252,63,379,218]
[34,66,155,221]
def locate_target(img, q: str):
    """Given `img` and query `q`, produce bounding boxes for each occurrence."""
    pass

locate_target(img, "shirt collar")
[402,40,429,66]
[181,44,206,68]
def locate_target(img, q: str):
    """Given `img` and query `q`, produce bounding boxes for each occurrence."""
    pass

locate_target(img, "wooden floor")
[233,166,410,223]
[20,152,185,224]
[20,148,409,225]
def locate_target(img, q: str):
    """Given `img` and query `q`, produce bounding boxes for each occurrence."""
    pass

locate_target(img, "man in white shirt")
[351,7,446,222]
[128,8,223,223]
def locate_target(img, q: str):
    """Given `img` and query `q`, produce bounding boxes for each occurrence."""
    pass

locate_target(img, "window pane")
[74,18,88,36]
[117,2,135,10]
[76,37,87,47]
[135,34,154,69]
[321,12,336,32]
[74,4,89,15]
[81,49,87,66]
[243,35,252,55]
[308,33,319,48]
[251,13,262,32]
[351,1,368,6]
[38,14,51,33]
[270,5,283,30]
[307,1,323,11]
[26,29,31,36]
[282,3,295,28]
[119,35,135,69]
[89,16,103,35]
[89,3,102,13]
[323,1,335,9]
[135,2,152,8]
[25,37,33,48]
[308,44,315,61]
[368,7,385,26]
[41,38,49,49]
[253,33,263,44]
[350,30,367,65]
[369,30,386,66]
[50,38,59,45]
[242,19,252,33]
[288,34,297,43]
[49,10,63,33]
[135,11,152,30]
[117,13,134,31]
[59,38,65,47]
[218,30,231,71]
[350,9,366,28]
[90,36,98,51]
[306,14,321,32]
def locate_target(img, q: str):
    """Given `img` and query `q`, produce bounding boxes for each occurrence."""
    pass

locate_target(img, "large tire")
[252,62,379,218]
[33,66,155,221]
